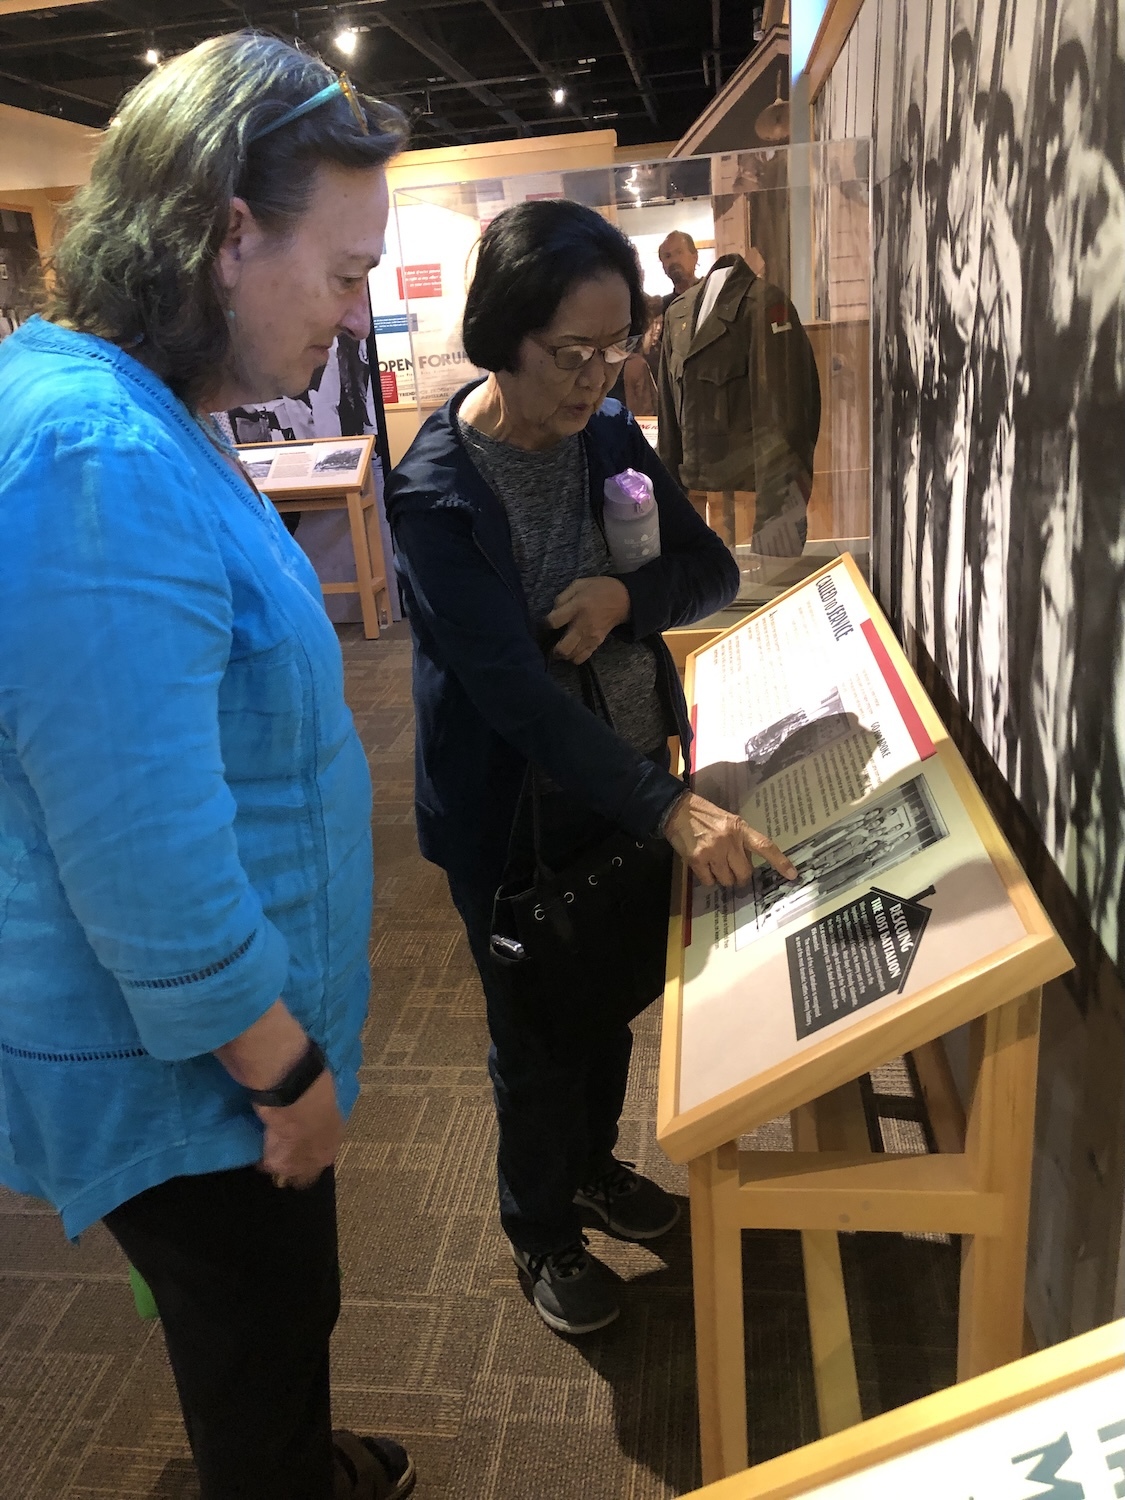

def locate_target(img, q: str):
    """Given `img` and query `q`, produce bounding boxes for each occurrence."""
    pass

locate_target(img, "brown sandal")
[332,1429,416,1500]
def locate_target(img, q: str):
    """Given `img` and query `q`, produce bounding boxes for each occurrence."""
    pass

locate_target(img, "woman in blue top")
[0,32,413,1500]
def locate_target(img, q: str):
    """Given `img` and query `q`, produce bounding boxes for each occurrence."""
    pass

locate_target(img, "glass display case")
[374,142,870,611]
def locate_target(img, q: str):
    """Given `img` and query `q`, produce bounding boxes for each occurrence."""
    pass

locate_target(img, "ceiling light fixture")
[552,85,566,104]
[334,27,358,56]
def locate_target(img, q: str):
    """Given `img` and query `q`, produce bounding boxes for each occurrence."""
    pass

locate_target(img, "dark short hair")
[907,101,923,153]
[49,31,407,407]
[462,199,646,373]
[991,91,1016,161]
[1054,38,1090,106]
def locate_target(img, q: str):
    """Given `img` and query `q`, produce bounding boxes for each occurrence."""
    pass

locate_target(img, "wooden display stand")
[679,1318,1125,1499]
[658,555,1072,1484]
[237,433,389,640]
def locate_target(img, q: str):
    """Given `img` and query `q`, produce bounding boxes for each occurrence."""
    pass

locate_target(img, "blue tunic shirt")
[0,319,373,1236]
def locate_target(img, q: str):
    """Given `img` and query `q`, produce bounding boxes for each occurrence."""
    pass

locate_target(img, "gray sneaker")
[574,1159,681,1240]
[511,1237,620,1335]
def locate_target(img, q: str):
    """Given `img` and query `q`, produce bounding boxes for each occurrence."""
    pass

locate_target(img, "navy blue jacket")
[387,381,740,885]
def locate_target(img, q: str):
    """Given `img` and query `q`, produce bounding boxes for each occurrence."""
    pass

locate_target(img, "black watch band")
[245,1038,327,1109]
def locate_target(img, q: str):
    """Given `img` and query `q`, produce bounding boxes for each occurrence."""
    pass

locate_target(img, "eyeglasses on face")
[531,334,643,371]
[249,71,369,144]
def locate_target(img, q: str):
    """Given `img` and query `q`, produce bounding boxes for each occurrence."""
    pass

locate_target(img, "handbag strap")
[507,650,686,884]
[501,657,614,885]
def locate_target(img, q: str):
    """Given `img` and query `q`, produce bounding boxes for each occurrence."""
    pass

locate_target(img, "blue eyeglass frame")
[249,72,369,143]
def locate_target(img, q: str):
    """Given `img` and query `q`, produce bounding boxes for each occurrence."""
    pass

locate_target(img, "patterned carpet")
[0,624,959,1499]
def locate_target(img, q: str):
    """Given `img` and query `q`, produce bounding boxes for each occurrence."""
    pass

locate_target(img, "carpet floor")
[0,624,960,1499]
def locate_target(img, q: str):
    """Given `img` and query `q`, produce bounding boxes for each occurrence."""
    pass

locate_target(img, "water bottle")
[602,468,661,573]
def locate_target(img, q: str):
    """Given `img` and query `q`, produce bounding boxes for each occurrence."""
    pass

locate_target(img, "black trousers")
[103,1164,340,1500]
[448,870,633,1255]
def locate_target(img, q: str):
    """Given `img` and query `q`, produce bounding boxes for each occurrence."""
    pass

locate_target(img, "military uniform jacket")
[657,253,821,496]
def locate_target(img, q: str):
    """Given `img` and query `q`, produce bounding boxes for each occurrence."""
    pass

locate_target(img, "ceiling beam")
[372,3,529,136]
[0,25,138,57]
[598,0,657,125]
[383,90,472,147]
[478,0,588,126]
[0,63,107,110]
[0,0,96,13]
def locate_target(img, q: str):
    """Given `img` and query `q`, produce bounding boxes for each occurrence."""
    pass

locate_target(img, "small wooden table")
[236,434,389,640]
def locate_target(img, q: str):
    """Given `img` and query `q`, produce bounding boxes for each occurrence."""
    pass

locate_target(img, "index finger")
[743,827,798,881]
[545,597,579,630]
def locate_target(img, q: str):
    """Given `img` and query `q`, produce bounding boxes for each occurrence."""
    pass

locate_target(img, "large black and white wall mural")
[222,333,379,447]
[818,0,1125,981]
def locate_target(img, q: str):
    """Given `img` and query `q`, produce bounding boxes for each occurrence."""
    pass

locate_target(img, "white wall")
[0,101,98,191]
[616,199,716,297]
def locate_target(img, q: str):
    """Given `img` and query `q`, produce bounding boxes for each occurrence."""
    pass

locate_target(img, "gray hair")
[49,31,408,407]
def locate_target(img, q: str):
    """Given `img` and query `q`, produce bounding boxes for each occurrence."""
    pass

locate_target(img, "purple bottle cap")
[606,468,653,510]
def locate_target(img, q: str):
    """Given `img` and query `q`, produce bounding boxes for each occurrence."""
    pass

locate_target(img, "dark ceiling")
[0,0,763,149]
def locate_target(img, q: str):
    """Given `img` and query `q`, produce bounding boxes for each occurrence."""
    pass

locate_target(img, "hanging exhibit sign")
[391,192,484,406]
[669,554,1054,1130]
[368,216,417,408]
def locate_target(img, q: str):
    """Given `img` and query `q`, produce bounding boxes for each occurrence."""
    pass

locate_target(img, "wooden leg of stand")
[690,1145,748,1483]
[362,496,389,628]
[957,989,1042,1380]
[346,488,380,640]
[800,1230,862,1434]
[793,1091,863,1436]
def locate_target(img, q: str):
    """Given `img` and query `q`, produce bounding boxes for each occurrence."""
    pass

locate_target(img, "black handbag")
[489,662,683,1029]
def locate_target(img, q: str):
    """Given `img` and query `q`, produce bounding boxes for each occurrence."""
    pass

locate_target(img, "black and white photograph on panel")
[738,775,949,943]
[223,333,378,446]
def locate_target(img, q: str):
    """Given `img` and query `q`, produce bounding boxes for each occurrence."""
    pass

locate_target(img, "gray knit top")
[457,416,667,754]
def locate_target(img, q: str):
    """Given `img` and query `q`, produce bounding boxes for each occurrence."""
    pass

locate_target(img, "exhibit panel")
[661,554,1066,1155]
[382,142,873,610]
[812,0,1125,1349]
[658,554,1072,1483]
[679,1317,1125,1499]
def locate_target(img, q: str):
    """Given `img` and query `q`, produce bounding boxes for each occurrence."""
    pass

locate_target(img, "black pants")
[448,871,633,1256]
[103,1164,340,1500]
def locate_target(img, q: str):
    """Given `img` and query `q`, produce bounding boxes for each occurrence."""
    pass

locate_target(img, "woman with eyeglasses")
[0,31,416,1500]
[387,200,795,1338]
